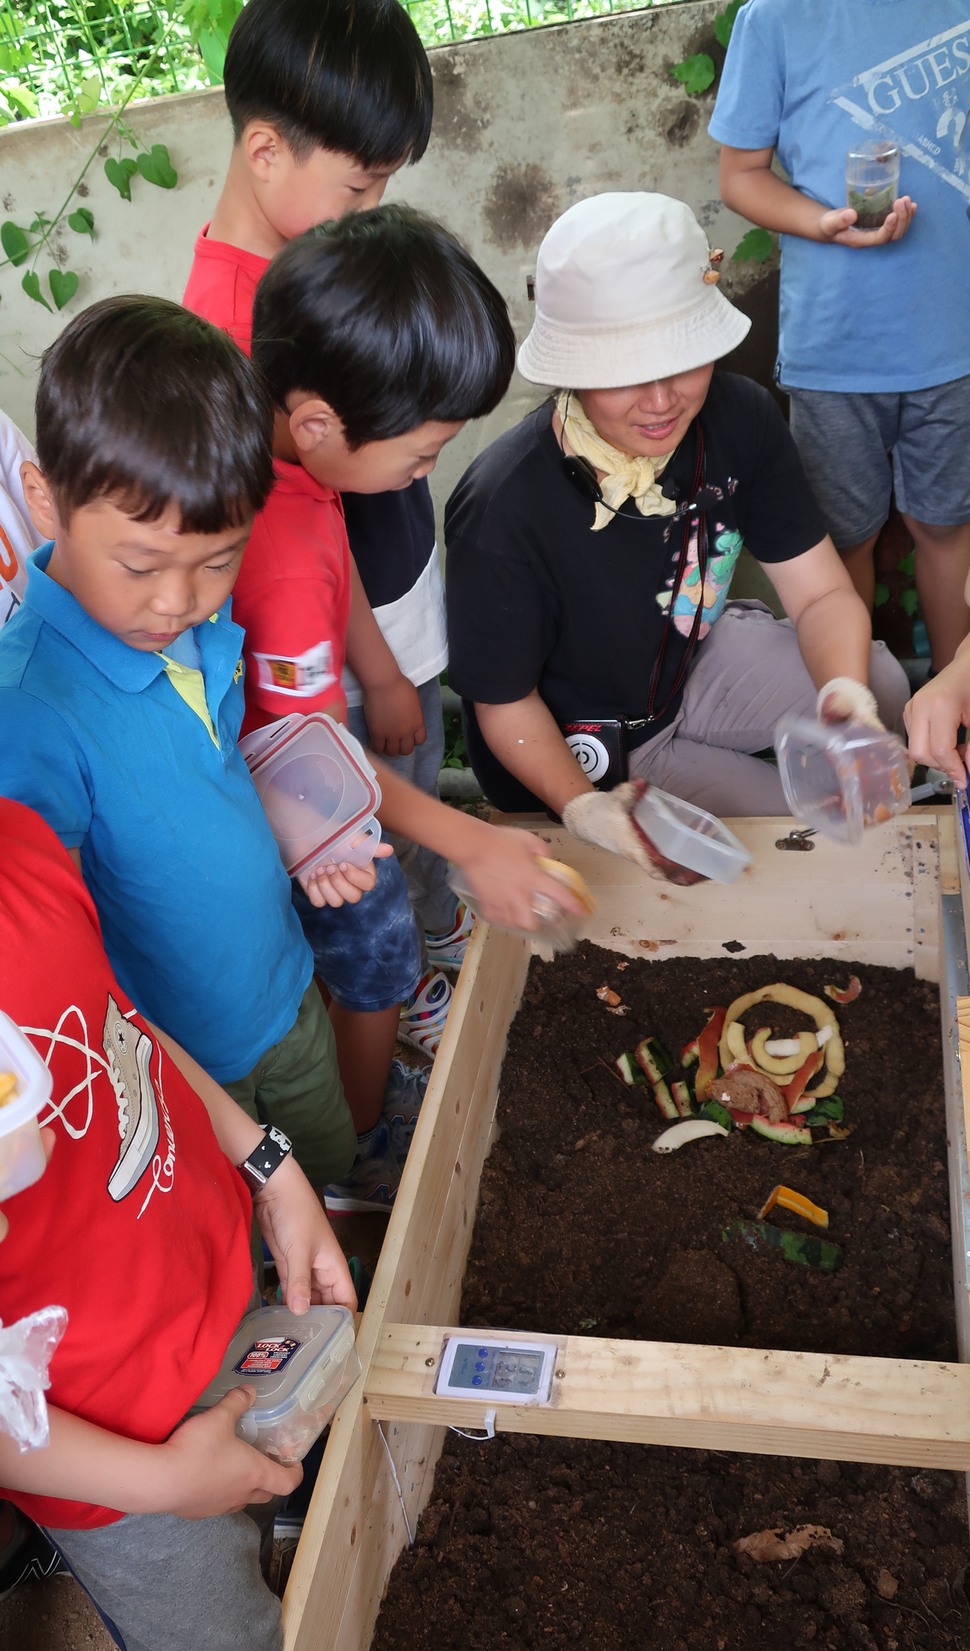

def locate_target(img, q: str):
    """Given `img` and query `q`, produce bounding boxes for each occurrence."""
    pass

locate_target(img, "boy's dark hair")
[223,0,433,169]
[35,296,274,531]
[251,205,516,447]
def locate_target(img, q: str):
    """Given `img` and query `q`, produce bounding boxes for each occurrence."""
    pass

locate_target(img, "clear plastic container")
[845,138,900,230]
[448,857,595,957]
[239,714,382,890]
[631,787,752,884]
[191,1305,360,1465]
[0,1009,52,1200]
[774,715,911,844]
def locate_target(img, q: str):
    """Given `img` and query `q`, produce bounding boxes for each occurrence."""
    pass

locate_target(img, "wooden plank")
[500,817,939,975]
[283,921,532,1651]
[366,1323,970,1470]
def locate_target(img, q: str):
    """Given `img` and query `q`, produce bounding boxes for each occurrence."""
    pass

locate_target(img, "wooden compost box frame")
[282,809,970,1651]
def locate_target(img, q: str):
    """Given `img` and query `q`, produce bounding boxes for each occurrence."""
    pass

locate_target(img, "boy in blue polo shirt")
[0,294,376,1191]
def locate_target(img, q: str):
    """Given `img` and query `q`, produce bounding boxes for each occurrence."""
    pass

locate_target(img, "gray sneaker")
[381,1059,429,1160]
[323,1121,401,1215]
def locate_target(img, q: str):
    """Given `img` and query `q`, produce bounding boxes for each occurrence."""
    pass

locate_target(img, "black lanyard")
[640,422,708,725]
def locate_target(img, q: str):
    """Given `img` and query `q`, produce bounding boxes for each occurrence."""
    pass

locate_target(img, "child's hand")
[362,675,427,757]
[303,842,393,908]
[457,823,588,933]
[904,668,970,789]
[254,1157,358,1314]
[822,195,916,247]
[161,1389,301,1519]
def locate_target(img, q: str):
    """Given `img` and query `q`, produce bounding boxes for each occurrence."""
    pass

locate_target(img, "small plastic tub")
[240,714,382,890]
[631,787,752,884]
[449,857,595,957]
[774,716,911,844]
[0,1009,52,1201]
[191,1305,360,1465]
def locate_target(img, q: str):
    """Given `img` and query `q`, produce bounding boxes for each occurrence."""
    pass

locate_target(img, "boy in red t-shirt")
[182,0,467,1123]
[0,797,355,1646]
[240,206,586,1215]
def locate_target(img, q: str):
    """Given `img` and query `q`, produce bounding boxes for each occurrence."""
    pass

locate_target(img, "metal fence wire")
[0,0,667,125]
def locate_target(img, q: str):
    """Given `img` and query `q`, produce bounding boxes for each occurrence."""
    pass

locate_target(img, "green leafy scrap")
[732,227,777,264]
[723,1218,843,1272]
[670,53,716,96]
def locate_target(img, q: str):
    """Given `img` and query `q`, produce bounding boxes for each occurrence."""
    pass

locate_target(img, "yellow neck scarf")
[557,390,677,532]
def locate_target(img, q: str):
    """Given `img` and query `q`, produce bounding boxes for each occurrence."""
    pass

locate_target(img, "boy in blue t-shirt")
[0,295,381,1192]
[709,0,970,675]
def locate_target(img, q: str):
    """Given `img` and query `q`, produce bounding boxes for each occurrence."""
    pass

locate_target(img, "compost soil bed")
[373,944,970,1651]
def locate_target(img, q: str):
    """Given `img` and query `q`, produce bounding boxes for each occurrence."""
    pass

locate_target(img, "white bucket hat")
[517,192,751,389]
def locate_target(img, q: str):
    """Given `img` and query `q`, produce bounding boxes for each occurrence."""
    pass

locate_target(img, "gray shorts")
[628,600,910,817]
[47,1503,282,1651]
[785,377,970,546]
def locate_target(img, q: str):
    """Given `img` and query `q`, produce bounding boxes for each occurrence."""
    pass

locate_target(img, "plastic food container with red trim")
[239,714,382,890]
[774,716,911,844]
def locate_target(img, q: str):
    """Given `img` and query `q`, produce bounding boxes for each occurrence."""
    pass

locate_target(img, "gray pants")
[347,675,457,936]
[47,1502,282,1651]
[629,601,910,816]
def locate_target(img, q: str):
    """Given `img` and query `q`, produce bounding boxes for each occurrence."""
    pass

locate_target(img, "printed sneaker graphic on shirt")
[833,22,970,202]
[103,994,160,1202]
[656,525,744,638]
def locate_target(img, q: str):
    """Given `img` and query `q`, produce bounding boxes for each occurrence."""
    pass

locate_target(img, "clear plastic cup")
[774,716,911,844]
[239,714,382,890]
[631,786,752,884]
[0,1009,52,1200]
[845,139,900,230]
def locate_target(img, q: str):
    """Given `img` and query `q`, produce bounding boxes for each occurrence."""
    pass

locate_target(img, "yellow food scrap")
[596,984,622,1007]
[0,1072,18,1106]
[758,1184,829,1229]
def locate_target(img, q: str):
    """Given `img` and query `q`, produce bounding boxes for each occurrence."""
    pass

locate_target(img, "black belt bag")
[560,718,651,790]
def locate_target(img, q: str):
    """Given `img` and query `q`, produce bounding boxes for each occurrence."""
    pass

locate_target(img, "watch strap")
[238,1124,292,1193]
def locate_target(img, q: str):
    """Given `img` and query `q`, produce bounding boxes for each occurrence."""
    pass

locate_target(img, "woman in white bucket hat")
[445,192,908,863]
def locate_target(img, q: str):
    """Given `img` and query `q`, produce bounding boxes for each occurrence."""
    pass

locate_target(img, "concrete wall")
[0,2,777,519]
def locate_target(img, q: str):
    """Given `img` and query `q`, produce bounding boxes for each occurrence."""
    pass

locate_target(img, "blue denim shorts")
[786,376,970,546]
[291,851,422,1013]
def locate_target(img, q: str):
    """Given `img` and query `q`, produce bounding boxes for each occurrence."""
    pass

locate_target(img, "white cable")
[375,1420,414,1547]
[449,1407,497,1442]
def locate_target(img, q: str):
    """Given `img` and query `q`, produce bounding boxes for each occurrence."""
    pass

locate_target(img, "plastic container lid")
[0,1009,52,1199]
[774,716,911,844]
[239,714,382,886]
[631,787,752,884]
[192,1305,360,1465]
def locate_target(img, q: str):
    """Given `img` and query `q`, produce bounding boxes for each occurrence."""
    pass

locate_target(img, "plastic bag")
[0,1305,67,1450]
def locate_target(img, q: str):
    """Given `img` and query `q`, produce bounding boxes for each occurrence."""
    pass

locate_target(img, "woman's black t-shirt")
[445,373,826,808]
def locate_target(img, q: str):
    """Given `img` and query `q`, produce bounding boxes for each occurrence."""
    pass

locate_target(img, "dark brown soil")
[373,944,970,1651]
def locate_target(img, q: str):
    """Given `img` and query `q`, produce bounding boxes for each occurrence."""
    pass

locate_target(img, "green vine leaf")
[873,582,890,608]
[68,207,95,238]
[0,221,30,268]
[135,144,178,190]
[104,157,137,201]
[21,270,52,313]
[732,226,777,263]
[49,269,79,310]
[897,549,915,577]
[714,0,746,50]
[901,588,920,618]
[670,53,717,96]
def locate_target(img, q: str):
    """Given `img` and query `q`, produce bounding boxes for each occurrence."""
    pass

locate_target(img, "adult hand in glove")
[562,779,708,886]
[816,676,883,729]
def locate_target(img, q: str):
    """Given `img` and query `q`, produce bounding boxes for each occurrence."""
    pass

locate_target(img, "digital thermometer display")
[435,1337,556,1404]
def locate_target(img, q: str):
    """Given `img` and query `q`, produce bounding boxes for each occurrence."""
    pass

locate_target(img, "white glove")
[816,677,883,730]
[562,780,706,886]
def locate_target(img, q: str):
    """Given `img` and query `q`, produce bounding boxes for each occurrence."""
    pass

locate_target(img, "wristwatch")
[237,1124,293,1193]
